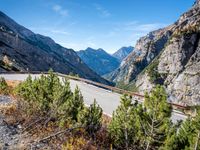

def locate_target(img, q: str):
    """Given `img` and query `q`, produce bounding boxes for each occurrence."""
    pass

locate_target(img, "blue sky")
[0,0,195,53]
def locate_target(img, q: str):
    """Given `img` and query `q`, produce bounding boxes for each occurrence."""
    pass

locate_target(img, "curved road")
[0,73,187,122]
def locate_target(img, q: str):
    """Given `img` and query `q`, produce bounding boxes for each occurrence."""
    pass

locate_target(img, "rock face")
[112,46,134,62]
[77,47,120,75]
[107,28,172,83]
[156,1,200,105]
[110,0,200,105]
[0,11,111,85]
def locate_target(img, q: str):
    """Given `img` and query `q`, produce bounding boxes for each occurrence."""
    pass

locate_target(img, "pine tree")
[161,121,185,150]
[52,78,73,127]
[15,75,33,101]
[15,72,67,116]
[71,86,84,121]
[15,75,39,115]
[108,94,142,149]
[143,85,172,150]
[162,109,200,150]
[178,119,196,149]
[15,71,87,127]
[58,85,84,126]
[78,99,102,137]
[41,70,61,111]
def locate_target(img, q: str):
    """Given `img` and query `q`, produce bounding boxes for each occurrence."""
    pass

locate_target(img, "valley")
[0,0,200,149]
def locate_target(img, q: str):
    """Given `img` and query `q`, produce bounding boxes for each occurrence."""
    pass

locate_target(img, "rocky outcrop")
[77,47,120,75]
[157,1,200,105]
[0,11,111,85]
[135,31,200,105]
[106,27,172,83]
[112,46,134,62]
[110,0,200,105]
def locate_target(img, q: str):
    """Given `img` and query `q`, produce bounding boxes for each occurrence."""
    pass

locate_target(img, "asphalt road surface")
[0,74,187,122]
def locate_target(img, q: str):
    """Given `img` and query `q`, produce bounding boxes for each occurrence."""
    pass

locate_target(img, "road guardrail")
[0,71,191,112]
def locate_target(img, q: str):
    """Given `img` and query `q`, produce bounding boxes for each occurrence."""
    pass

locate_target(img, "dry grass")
[0,100,16,114]
[3,105,112,149]
[6,80,21,88]
[62,135,96,150]
[102,114,111,126]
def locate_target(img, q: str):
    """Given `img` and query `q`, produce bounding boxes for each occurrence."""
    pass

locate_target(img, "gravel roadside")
[0,95,21,150]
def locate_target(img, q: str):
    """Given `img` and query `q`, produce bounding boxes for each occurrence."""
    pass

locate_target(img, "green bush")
[78,99,102,137]
[143,85,172,149]
[15,70,104,137]
[108,94,143,149]
[58,85,84,126]
[15,70,85,127]
[0,77,8,94]
[108,86,173,150]
[15,72,62,115]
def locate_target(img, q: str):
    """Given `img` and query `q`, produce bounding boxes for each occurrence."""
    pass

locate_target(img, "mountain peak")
[112,46,134,61]
[85,47,93,50]
[97,48,105,52]
[77,48,120,75]
[85,47,105,52]
[195,0,200,5]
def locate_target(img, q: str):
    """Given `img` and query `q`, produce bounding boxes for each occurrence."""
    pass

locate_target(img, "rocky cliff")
[107,27,172,83]
[77,47,120,75]
[0,11,111,85]
[109,0,200,105]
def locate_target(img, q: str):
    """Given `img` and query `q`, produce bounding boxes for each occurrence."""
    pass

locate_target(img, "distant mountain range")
[77,46,133,76]
[112,46,134,61]
[0,11,110,85]
[77,48,120,75]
